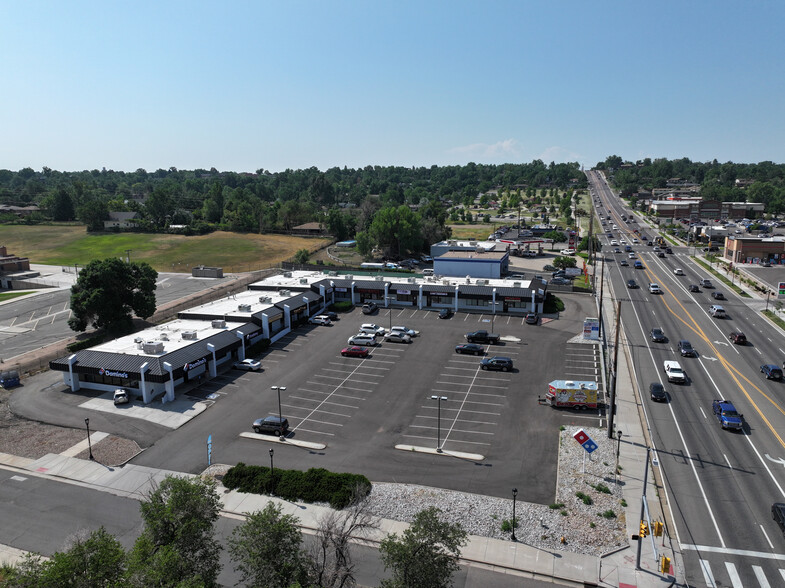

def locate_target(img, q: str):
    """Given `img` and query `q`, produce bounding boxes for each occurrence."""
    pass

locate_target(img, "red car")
[341,346,370,358]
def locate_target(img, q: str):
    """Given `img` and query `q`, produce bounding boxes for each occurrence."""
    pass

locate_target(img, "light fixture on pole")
[511,488,518,541]
[271,386,286,441]
[269,447,274,474]
[430,395,447,452]
[84,418,94,460]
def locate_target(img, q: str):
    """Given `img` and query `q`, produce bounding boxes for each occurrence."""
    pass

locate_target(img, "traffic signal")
[660,556,671,573]
[639,521,649,538]
[652,521,663,537]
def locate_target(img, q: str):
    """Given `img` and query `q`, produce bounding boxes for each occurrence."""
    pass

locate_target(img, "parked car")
[761,364,783,380]
[650,328,667,343]
[561,248,576,255]
[341,346,370,358]
[678,340,696,357]
[359,323,386,335]
[421,255,433,263]
[323,311,339,321]
[362,302,378,314]
[525,313,539,325]
[113,388,130,405]
[384,331,412,344]
[688,284,701,293]
[233,358,262,371]
[649,383,667,402]
[480,356,514,372]
[438,308,453,319]
[550,277,571,285]
[309,315,332,326]
[347,333,378,346]
[252,415,289,437]
[728,331,747,345]
[711,291,725,300]
[391,325,418,337]
[455,343,485,356]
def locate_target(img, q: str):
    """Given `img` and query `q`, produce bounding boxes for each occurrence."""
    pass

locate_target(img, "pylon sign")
[573,428,598,454]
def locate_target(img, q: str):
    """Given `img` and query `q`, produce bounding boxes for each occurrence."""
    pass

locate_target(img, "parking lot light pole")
[511,488,518,541]
[431,395,447,452]
[271,386,286,441]
[84,418,94,460]
[269,448,274,474]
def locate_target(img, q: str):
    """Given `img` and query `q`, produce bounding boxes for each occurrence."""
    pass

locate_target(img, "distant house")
[0,205,39,217]
[104,211,139,230]
[291,222,327,236]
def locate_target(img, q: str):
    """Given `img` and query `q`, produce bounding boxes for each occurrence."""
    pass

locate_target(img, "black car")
[711,292,725,300]
[650,383,667,402]
[252,416,289,436]
[362,302,378,314]
[657,251,666,258]
[650,328,666,343]
[438,308,453,319]
[688,284,701,293]
[455,343,485,356]
[525,313,539,325]
[665,247,673,254]
[678,340,696,357]
[324,311,338,321]
[480,356,513,372]
[729,331,747,345]
[761,364,783,380]
[627,279,638,289]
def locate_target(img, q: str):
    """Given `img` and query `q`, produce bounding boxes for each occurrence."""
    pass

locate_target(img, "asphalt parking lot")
[131,296,603,502]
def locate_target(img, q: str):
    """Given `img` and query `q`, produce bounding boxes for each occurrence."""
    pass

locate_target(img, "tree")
[368,205,422,257]
[553,256,578,269]
[49,187,76,221]
[228,503,309,588]
[543,230,567,251]
[12,527,126,587]
[126,475,222,587]
[68,258,157,333]
[379,507,467,588]
[294,248,310,264]
[577,235,601,253]
[77,198,109,231]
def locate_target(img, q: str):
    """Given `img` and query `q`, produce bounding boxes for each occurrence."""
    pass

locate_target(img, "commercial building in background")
[724,236,785,265]
[433,250,509,279]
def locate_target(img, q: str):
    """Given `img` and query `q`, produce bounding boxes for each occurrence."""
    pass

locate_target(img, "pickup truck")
[465,330,500,344]
[712,399,744,430]
[663,360,686,384]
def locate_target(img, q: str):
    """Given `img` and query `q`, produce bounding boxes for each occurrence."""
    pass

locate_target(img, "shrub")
[332,301,353,312]
[576,491,593,505]
[591,483,611,494]
[600,510,617,519]
[500,519,518,532]
[620,499,627,507]
[549,502,565,510]
[543,293,564,313]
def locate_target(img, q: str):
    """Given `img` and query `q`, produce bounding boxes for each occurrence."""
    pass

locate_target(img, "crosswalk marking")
[700,560,716,587]
[753,565,770,588]
[725,562,742,587]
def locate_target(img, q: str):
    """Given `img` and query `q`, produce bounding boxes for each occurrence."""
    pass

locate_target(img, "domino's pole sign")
[573,428,598,453]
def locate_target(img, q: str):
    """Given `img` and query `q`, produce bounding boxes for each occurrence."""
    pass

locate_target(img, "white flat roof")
[93,319,242,357]
[184,288,291,318]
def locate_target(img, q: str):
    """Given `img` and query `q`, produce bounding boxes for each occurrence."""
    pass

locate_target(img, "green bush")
[332,301,353,312]
[600,510,617,519]
[543,293,564,313]
[549,502,565,510]
[501,519,519,532]
[575,491,593,505]
[591,483,611,494]
[223,463,371,509]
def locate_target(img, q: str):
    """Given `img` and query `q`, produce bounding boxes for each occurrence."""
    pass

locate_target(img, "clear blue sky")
[2,1,783,173]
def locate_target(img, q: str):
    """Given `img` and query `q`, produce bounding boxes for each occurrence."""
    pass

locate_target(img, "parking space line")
[401,433,491,447]
[310,374,379,384]
[396,309,407,317]
[466,391,506,399]
[412,425,494,436]
[409,310,418,318]
[289,396,357,411]
[300,388,366,401]
[443,366,480,372]
[322,368,384,377]
[295,427,335,436]
[419,415,496,426]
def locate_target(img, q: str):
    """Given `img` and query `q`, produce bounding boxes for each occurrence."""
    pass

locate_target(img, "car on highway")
[673,268,684,276]
[347,333,378,346]
[648,283,661,294]
[711,291,725,300]
[359,323,386,335]
[650,383,667,402]
[650,328,667,342]
[619,260,629,266]
[614,248,622,254]
[627,279,638,289]
[610,239,618,246]
[700,279,714,288]
[233,358,262,371]
[525,312,539,325]
[761,364,783,380]
[390,325,418,337]
[438,308,453,319]
[665,247,673,254]
[657,251,666,258]
[688,284,701,292]
[773,504,785,536]
[309,315,332,326]
[634,261,644,269]
[113,388,130,405]
[712,399,744,430]
[252,415,289,437]
[480,356,514,372]
[709,305,726,318]
[628,252,636,258]
[361,302,378,314]
[728,331,747,345]
[384,331,412,344]
[341,345,370,358]
[455,343,485,356]
[646,241,653,246]
[678,340,696,357]
[664,360,687,383]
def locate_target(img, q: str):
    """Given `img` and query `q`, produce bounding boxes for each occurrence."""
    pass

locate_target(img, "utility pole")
[608,300,621,438]
[598,259,605,339]
[636,447,651,570]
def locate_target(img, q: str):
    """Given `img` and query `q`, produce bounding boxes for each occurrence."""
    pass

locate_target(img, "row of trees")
[6,475,468,588]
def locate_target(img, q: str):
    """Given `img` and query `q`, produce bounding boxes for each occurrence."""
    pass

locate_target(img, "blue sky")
[2,1,784,172]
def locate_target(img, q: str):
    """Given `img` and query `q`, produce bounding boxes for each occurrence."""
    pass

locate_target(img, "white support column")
[207,343,217,377]
[162,361,174,403]
[67,354,80,391]
[236,331,246,360]
[139,362,150,404]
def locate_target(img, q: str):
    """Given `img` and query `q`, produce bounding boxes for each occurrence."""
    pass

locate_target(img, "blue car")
[634,261,644,269]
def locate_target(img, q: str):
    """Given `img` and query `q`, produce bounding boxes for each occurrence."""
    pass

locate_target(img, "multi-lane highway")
[588,171,785,587]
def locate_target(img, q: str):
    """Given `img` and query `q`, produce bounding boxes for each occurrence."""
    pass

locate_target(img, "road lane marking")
[723,454,732,470]
[685,544,785,559]
[760,525,774,549]
[725,562,742,588]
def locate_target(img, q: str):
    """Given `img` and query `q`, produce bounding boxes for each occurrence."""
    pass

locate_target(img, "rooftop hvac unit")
[143,341,165,354]
[279,289,290,296]
[136,341,144,349]
[375,276,384,281]
[477,279,486,286]
[133,337,143,343]
[442,279,451,285]
[408,277,417,284]
[466,276,471,283]
[299,278,308,284]
[327,271,338,276]
[211,319,227,329]
[259,296,272,303]
[513,282,521,288]
[238,304,251,312]
[283,271,292,277]
[159,333,169,341]
[182,331,198,340]
[469,241,476,246]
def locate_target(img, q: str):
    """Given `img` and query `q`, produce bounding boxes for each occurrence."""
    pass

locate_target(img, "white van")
[347,333,378,346]
[422,268,434,276]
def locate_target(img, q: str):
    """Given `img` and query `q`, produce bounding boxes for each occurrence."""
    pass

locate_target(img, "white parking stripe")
[419,414,496,425]
[295,427,335,436]
[289,396,357,411]
[752,565,770,588]
[401,434,491,446]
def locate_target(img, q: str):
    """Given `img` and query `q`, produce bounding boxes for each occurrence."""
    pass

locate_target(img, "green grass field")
[0,225,331,272]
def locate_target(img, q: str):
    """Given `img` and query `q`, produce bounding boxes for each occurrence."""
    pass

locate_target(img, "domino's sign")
[573,428,598,454]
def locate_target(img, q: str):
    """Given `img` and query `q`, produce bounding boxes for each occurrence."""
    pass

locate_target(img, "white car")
[648,283,661,294]
[309,315,331,326]
[348,333,379,346]
[560,249,576,256]
[384,332,412,344]
[674,268,684,276]
[233,358,262,371]
[113,388,130,405]
[359,323,386,336]
[619,239,627,245]
[610,239,618,246]
[421,255,433,263]
[632,238,639,243]
[628,252,636,259]
[391,325,418,337]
